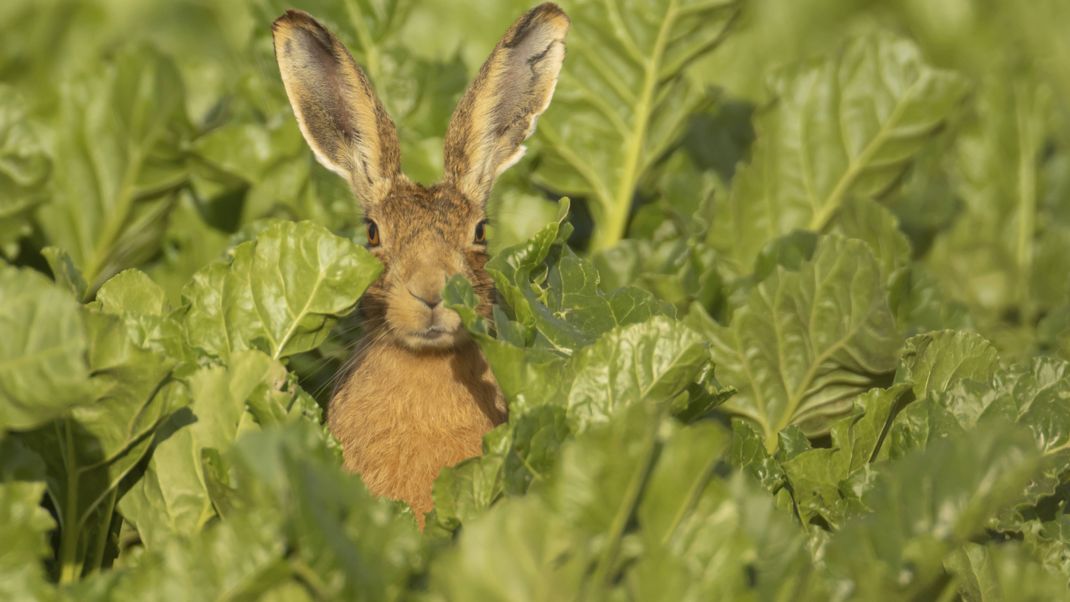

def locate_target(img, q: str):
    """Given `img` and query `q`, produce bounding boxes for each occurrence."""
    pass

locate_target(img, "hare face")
[273,2,567,348]
[360,181,493,351]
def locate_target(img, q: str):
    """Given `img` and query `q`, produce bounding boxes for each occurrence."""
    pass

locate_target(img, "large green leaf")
[533,0,742,251]
[894,330,1001,399]
[483,199,672,351]
[182,220,381,360]
[0,90,49,259]
[710,34,969,272]
[926,80,1070,356]
[0,267,91,432]
[946,542,1070,602]
[70,510,292,601]
[824,423,1046,600]
[36,47,191,290]
[629,422,819,600]
[0,481,56,601]
[431,402,666,600]
[226,424,424,600]
[780,384,911,529]
[709,236,900,449]
[19,298,181,581]
[566,316,709,429]
[119,350,286,548]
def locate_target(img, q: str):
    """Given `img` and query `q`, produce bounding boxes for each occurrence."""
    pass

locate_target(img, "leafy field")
[2,0,1070,599]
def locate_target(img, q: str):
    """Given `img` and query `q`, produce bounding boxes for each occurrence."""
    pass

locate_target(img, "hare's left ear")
[443,3,569,204]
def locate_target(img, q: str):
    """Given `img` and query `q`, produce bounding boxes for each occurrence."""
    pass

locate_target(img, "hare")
[271,4,569,526]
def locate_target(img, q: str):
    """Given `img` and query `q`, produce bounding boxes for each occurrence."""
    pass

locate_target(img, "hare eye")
[365,220,381,247]
[474,220,487,244]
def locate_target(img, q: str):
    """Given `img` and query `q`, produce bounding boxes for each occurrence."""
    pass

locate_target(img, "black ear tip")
[531,3,570,25]
[272,9,337,54]
[272,9,323,33]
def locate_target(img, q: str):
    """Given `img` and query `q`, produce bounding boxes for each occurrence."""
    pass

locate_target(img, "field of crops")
[2,0,1070,599]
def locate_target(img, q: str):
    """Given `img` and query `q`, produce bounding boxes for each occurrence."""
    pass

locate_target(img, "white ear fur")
[272,10,402,205]
[443,3,569,204]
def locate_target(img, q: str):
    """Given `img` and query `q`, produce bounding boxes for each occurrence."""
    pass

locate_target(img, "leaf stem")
[589,0,677,253]
[584,407,662,597]
[58,420,81,583]
[1014,84,1040,326]
[85,488,119,575]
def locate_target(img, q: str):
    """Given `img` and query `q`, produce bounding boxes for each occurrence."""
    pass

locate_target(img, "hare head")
[272,4,569,352]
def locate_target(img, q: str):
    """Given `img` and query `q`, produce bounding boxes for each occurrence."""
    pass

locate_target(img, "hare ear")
[443,3,569,204]
[272,10,401,206]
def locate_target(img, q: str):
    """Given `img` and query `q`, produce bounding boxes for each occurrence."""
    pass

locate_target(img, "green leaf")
[945,542,1070,602]
[781,384,911,528]
[95,269,167,316]
[824,423,1046,599]
[566,316,709,430]
[0,89,50,259]
[227,423,423,600]
[895,330,1001,399]
[482,199,672,351]
[927,81,1070,341]
[1022,513,1070,584]
[0,266,91,432]
[830,197,911,281]
[18,305,180,581]
[533,0,742,251]
[432,424,511,531]
[711,34,969,272]
[629,470,822,601]
[0,481,56,601]
[119,350,286,548]
[42,247,89,302]
[182,220,381,360]
[70,510,292,601]
[432,402,665,599]
[36,47,191,290]
[710,236,900,449]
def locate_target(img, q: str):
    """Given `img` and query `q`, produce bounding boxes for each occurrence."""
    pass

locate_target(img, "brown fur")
[272,5,569,528]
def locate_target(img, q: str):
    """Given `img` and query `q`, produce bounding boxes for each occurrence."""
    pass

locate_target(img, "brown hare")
[271,4,569,526]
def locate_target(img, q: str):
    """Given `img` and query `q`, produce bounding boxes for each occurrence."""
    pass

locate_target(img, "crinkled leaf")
[119,350,286,548]
[710,236,900,449]
[711,34,969,272]
[0,267,91,432]
[781,384,911,528]
[895,330,1001,399]
[36,47,191,290]
[182,220,381,360]
[566,316,708,430]
[0,90,49,259]
[824,423,1045,599]
[0,482,56,601]
[945,542,1070,602]
[534,0,742,251]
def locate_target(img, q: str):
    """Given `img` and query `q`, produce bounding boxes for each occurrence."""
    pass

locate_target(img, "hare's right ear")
[443,3,569,204]
[272,10,401,206]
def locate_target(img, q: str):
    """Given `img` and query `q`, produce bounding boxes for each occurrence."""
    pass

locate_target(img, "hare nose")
[408,288,441,309]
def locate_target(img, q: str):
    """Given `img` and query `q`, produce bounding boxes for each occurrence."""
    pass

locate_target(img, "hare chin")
[395,326,469,352]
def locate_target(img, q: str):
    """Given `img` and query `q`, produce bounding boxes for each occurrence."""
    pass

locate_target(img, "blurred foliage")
[1,0,1070,599]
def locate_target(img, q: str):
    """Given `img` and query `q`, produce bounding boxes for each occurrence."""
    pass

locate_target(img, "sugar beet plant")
[2,0,1070,600]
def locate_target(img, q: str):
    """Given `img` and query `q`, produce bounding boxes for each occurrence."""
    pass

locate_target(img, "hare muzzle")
[388,249,466,350]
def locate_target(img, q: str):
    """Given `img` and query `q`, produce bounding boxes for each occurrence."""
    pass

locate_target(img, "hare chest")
[327,343,505,523]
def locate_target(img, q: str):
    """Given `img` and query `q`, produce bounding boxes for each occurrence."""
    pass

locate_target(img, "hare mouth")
[415,326,450,340]
[401,324,464,350]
